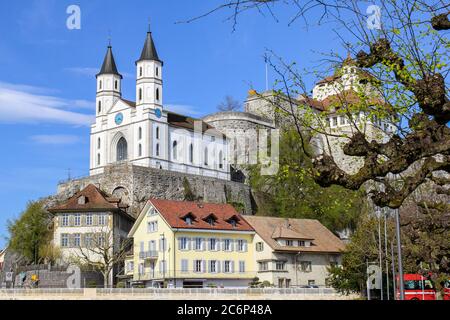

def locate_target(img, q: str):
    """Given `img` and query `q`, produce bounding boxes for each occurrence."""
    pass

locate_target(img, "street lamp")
[395,208,405,300]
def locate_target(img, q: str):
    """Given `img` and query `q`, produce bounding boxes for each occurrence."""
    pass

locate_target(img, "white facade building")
[90,31,229,180]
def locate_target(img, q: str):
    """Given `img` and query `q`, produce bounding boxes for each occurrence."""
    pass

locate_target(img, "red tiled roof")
[149,199,254,232]
[309,89,387,113]
[48,184,130,214]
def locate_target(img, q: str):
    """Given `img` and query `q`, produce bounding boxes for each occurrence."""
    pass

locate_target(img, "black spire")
[136,31,162,65]
[96,45,122,78]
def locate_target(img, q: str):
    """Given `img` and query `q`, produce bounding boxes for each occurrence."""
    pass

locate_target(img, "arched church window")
[97,153,100,165]
[156,127,160,139]
[98,101,101,113]
[204,147,208,166]
[97,138,101,149]
[116,137,128,162]
[156,143,160,156]
[189,143,193,163]
[219,150,223,169]
[156,88,160,101]
[172,140,178,160]
[138,127,142,140]
[138,144,142,157]
[139,88,142,101]
[99,80,102,90]
[139,67,143,77]
[114,80,118,90]
[156,67,159,77]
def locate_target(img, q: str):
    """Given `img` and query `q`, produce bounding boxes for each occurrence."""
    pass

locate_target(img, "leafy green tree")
[327,214,380,294]
[328,198,449,295]
[7,201,52,264]
[248,129,365,233]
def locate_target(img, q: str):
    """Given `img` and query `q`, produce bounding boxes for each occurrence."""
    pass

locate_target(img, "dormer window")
[226,215,240,228]
[203,213,217,226]
[181,212,196,226]
[77,196,87,205]
[207,217,215,226]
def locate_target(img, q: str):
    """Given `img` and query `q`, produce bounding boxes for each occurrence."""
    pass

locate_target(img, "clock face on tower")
[155,108,162,118]
[115,112,123,125]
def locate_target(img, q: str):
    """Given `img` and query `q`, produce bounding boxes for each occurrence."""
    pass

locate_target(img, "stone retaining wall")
[53,163,254,217]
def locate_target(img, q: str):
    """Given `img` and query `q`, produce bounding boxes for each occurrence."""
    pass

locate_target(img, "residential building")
[242,216,344,288]
[48,184,135,284]
[127,199,255,288]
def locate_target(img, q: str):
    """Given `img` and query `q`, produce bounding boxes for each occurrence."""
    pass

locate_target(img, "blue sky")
[0,0,352,247]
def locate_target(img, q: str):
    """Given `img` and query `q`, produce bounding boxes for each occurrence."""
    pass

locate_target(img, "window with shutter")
[239,261,245,273]
[217,260,221,273]
[181,259,188,273]
[201,260,206,273]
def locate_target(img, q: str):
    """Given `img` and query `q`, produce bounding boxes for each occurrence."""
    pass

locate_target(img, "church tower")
[135,29,163,110]
[96,45,122,117]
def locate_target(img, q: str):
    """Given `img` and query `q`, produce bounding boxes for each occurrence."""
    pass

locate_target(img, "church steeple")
[136,31,162,65]
[97,45,122,78]
[95,44,122,119]
[135,27,163,109]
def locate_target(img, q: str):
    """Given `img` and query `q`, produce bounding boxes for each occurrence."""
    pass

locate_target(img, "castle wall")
[55,163,254,218]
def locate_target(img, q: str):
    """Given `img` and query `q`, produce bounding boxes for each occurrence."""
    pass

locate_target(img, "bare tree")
[183,0,450,209]
[70,228,131,288]
[217,95,242,112]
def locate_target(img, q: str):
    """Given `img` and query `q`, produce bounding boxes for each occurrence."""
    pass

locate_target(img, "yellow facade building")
[127,199,256,288]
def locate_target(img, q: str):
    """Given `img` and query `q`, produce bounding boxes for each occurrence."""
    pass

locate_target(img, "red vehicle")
[396,274,436,300]
[443,280,450,301]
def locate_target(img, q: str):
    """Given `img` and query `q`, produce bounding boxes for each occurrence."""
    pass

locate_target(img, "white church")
[90,30,230,180]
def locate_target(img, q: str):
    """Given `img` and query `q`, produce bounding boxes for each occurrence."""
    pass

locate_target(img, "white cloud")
[166,104,203,117]
[0,81,94,126]
[30,134,80,145]
[72,99,93,109]
[64,67,98,77]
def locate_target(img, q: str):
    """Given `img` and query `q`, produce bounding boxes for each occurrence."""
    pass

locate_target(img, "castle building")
[90,30,229,181]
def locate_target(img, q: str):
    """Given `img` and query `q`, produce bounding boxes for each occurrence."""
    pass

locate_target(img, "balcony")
[139,251,159,260]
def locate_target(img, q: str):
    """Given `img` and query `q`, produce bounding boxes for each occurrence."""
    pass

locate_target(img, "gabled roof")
[48,184,133,220]
[97,46,122,78]
[131,199,254,234]
[136,32,162,64]
[242,216,345,253]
